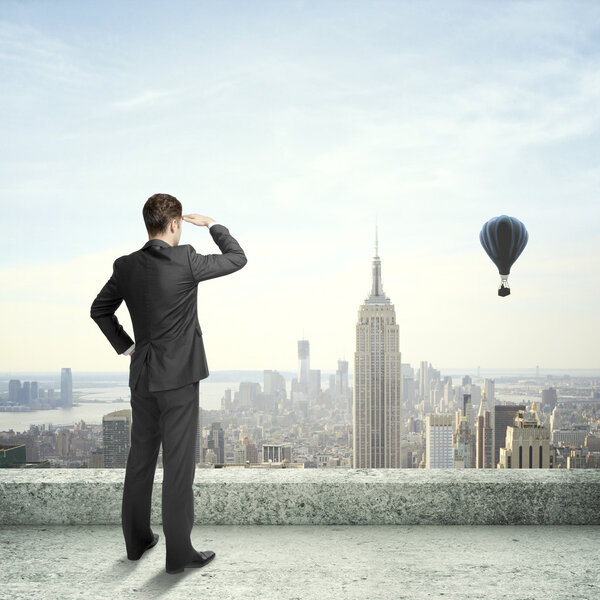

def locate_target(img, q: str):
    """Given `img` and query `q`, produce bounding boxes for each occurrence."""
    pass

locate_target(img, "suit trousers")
[121,361,200,570]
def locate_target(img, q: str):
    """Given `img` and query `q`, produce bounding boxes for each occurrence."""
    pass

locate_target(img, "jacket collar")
[142,238,173,250]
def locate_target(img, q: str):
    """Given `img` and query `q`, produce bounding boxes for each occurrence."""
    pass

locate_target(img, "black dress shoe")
[128,533,159,561]
[166,550,216,574]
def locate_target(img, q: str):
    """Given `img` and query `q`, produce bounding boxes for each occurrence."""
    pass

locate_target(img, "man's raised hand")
[182,214,216,227]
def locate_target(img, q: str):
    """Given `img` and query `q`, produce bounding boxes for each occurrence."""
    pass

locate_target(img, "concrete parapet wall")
[1,468,599,525]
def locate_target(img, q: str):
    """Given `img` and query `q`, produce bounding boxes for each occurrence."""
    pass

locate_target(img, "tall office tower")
[102,409,131,468]
[401,364,416,406]
[483,379,495,443]
[8,380,20,403]
[22,382,31,404]
[401,363,414,378]
[549,406,558,439]
[469,384,482,407]
[353,230,402,468]
[195,406,203,463]
[61,368,73,407]
[264,370,286,396]
[453,416,475,468]
[476,391,494,468]
[461,393,475,433]
[308,369,321,397]
[298,339,310,393]
[262,444,292,463]
[30,382,38,401]
[239,382,261,409]
[430,385,442,412]
[207,422,225,464]
[233,445,247,463]
[493,404,526,468]
[462,393,472,416]
[541,387,557,410]
[443,378,453,409]
[498,402,552,468]
[483,379,495,405]
[419,361,430,402]
[329,374,336,393]
[425,413,454,468]
[402,376,416,405]
[221,389,233,411]
[335,360,349,397]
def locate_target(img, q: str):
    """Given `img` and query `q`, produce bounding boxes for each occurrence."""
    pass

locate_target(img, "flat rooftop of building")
[1,524,598,600]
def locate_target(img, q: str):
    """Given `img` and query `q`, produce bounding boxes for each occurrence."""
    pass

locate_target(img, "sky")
[1,0,599,374]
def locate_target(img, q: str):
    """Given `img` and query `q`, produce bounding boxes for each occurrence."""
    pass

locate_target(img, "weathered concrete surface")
[0,524,598,600]
[1,468,599,525]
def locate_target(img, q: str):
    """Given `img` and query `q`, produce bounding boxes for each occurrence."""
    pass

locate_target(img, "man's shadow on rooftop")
[111,551,217,597]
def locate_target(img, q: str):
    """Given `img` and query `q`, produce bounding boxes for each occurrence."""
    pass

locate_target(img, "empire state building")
[353,231,402,468]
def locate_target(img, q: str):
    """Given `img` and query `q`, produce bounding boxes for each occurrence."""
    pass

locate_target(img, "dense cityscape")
[1,242,598,471]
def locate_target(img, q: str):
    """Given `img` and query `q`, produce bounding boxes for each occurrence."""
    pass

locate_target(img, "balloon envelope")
[479,215,528,276]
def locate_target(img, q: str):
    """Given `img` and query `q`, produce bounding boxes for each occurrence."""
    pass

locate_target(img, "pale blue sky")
[1,0,599,372]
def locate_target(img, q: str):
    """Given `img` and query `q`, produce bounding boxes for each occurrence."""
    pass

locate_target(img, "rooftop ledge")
[1,469,599,526]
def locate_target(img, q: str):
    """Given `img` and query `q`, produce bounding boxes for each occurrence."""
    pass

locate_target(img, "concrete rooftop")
[1,523,599,600]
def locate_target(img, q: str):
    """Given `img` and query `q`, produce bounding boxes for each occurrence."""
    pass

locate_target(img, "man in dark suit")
[90,193,247,574]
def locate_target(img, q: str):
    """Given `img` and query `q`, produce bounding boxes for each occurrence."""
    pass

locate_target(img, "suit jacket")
[90,224,247,392]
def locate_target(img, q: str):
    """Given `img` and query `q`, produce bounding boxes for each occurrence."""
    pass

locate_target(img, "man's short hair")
[143,193,182,236]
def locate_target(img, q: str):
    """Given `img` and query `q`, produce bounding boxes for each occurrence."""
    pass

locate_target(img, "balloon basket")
[498,285,511,297]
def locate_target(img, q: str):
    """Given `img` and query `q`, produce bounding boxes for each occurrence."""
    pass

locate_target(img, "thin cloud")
[111,90,176,111]
[0,20,89,83]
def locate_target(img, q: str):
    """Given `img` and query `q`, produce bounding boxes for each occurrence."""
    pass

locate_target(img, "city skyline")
[1,1,599,372]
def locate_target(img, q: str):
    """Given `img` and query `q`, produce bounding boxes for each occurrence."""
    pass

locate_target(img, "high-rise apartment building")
[8,380,20,404]
[102,409,131,468]
[353,230,402,468]
[426,413,454,468]
[22,382,31,404]
[207,422,225,464]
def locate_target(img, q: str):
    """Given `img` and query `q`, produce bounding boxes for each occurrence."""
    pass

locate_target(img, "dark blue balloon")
[480,215,528,296]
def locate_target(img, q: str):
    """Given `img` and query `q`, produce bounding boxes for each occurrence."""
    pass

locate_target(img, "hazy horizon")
[2,1,599,372]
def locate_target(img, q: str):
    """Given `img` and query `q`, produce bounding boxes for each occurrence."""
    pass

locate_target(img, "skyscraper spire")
[365,224,390,305]
[354,220,401,469]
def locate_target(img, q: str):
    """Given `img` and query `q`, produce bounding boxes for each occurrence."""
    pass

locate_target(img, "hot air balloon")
[479,215,528,297]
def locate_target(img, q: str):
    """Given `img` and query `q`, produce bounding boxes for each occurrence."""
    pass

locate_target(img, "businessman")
[90,193,247,574]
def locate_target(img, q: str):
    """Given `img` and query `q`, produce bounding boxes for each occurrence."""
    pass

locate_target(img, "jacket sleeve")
[187,223,247,283]
[90,259,135,354]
